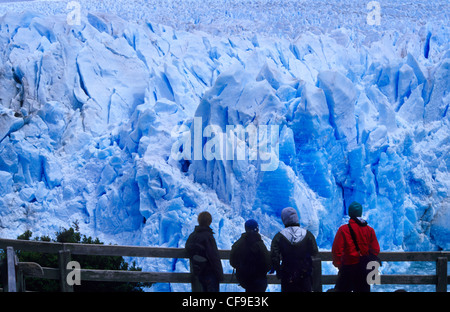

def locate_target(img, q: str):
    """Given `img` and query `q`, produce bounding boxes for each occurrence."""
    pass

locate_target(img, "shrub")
[5,224,151,292]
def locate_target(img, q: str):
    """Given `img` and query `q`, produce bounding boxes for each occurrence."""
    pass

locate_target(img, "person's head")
[198,211,212,227]
[244,219,259,233]
[281,207,299,227]
[348,201,363,218]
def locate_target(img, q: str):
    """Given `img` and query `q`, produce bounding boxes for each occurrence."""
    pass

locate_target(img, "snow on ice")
[0,0,448,291]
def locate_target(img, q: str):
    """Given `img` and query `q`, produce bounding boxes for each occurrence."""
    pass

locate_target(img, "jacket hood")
[350,217,368,227]
[280,226,306,244]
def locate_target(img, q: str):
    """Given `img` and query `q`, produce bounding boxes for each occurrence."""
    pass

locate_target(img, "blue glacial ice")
[0,0,449,291]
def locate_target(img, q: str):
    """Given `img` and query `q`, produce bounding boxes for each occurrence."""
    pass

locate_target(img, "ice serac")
[75,28,149,135]
[424,58,450,123]
[317,70,358,150]
[0,4,448,286]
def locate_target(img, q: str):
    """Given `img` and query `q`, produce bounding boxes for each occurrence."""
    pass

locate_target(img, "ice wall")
[0,4,448,264]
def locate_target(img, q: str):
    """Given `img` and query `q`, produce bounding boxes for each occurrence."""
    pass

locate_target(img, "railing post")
[4,247,17,292]
[436,257,448,292]
[58,250,74,292]
[312,257,322,292]
[16,264,26,292]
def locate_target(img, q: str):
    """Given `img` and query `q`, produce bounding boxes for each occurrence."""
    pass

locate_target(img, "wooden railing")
[0,238,448,292]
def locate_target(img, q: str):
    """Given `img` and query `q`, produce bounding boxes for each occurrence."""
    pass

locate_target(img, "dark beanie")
[245,219,259,232]
[348,201,363,218]
[281,207,299,226]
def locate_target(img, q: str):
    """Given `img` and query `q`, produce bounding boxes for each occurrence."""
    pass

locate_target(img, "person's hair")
[198,211,212,227]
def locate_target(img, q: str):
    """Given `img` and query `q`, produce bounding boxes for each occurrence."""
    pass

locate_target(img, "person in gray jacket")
[271,207,318,292]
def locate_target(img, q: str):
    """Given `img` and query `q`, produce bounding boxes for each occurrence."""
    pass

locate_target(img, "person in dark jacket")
[185,211,224,292]
[332,201,380,292]
[271,207,318,292]
[230,219,272,292]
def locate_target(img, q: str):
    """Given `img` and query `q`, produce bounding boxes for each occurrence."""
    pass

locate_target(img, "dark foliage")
[4,224,152,292]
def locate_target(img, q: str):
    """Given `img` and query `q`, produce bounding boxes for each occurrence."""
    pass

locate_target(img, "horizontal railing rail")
[0,238,448,292]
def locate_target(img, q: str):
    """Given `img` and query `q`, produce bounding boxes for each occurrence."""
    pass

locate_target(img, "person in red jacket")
[332,201,380,292]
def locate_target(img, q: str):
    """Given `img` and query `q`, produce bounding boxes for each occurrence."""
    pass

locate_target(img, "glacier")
[0,0,449,291]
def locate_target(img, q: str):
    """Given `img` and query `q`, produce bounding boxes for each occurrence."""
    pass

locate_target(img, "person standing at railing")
[270,207,319,292]
[230,219,272,292]
[185,211,224,292]
[331,201,380,292]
